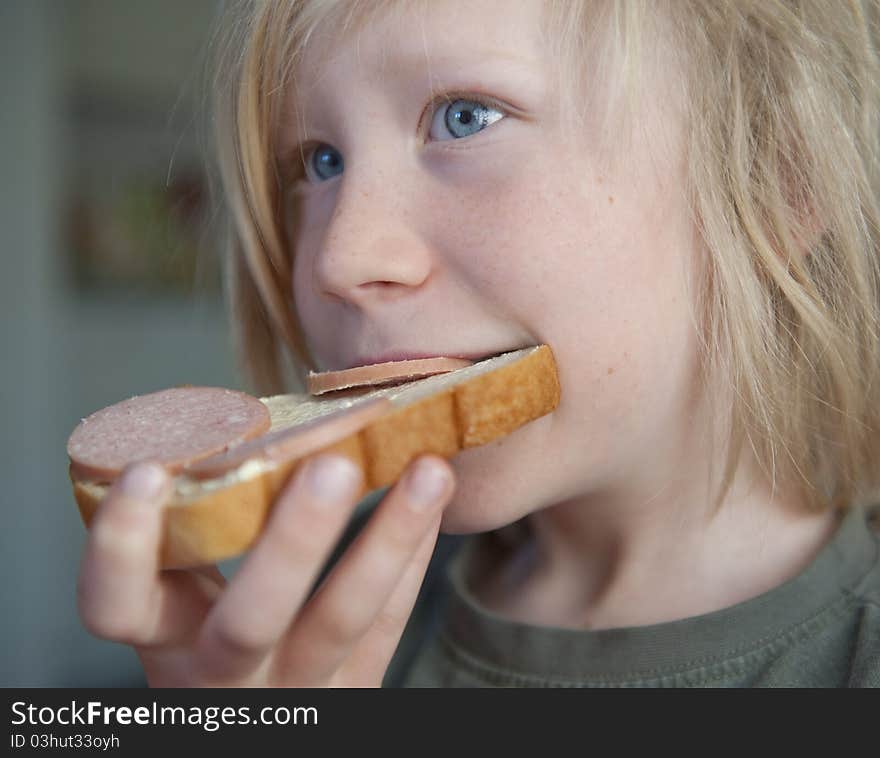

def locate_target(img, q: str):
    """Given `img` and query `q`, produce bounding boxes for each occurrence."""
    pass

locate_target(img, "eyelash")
[290,90,509,186]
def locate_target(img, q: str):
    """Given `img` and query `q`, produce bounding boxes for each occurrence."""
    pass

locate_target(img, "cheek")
[287,197,314,309]
[419,159,600,305]
[287,191,345,355]
[289,222,339,369]
[290,245,311,322]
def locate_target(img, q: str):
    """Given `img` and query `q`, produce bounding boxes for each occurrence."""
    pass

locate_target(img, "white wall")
[1,0,240,686]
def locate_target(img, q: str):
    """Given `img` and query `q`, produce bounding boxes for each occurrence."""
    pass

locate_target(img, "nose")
[311,165,434,306]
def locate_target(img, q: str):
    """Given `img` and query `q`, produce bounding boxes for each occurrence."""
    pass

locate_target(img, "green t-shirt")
[383,505,880,687]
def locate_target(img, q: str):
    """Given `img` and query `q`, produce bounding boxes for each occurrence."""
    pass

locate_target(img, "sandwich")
[67,344,560,569]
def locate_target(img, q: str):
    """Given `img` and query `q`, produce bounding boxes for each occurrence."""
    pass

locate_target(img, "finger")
[77,463,171,643]
[137,566,226,648]
[78,463,224,648]
[336,516,441,686]
[275,455,454,684]
[195,454,364,682]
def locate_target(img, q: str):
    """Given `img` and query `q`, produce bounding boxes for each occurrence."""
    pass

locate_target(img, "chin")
[437,422,551,535]
[439,499,509,535]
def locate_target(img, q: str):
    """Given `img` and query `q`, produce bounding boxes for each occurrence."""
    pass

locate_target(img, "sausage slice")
[67,387,271,482]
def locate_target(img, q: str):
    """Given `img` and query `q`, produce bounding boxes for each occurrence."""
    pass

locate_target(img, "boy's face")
[283,0,706,531]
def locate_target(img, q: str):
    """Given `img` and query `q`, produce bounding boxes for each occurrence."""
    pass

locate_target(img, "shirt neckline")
[441,506,878,683]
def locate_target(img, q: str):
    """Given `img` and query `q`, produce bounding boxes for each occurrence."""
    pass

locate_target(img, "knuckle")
[265,496,349,559]
[78,601,142,643]
[310,607,364,649]
[76,558,153,645]
[76,575,148,644]
[267,504,319,548]
[354,554,401,603]
[262,520,330,576]
[378,514,425,560]
[371,608,404,639]
[202,615,271,660]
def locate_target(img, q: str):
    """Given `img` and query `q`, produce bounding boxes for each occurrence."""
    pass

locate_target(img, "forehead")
[292,0,547,89]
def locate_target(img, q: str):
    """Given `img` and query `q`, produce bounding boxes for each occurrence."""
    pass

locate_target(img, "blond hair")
[208,0,880,512]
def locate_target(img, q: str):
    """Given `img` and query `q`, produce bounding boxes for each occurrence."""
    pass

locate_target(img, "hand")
[76,452,455,687]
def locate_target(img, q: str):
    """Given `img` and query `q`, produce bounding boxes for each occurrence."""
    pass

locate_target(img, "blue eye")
[306,144,344,182]
[429,98,504,141]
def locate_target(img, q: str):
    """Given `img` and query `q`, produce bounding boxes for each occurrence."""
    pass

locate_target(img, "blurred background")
[1,0,241,685]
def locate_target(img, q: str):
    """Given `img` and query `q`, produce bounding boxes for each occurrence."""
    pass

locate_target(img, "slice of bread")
[70,344,560,568]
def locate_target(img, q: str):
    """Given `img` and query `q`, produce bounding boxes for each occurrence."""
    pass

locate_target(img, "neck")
[471,453,840,630]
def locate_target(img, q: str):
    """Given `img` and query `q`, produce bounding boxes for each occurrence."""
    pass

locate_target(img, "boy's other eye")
[429,97,504,141]
[304,144,344,183]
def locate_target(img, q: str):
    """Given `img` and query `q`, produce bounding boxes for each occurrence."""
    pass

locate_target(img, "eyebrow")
[359,45,543,102]
[371,48,539,74]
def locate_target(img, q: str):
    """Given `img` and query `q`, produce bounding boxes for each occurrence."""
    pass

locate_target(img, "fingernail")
[305,455,361,503]
[407,459,449,511]
[119,463,168,500]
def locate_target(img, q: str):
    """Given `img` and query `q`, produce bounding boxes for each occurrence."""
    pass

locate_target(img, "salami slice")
[184,397,391,480]
[67,387,271,482]
[308,356,473,396]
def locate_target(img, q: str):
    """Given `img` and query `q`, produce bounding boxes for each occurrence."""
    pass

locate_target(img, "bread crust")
[70,344,560,569]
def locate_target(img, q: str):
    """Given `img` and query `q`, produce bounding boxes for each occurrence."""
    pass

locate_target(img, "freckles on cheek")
[429,192,519,280]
